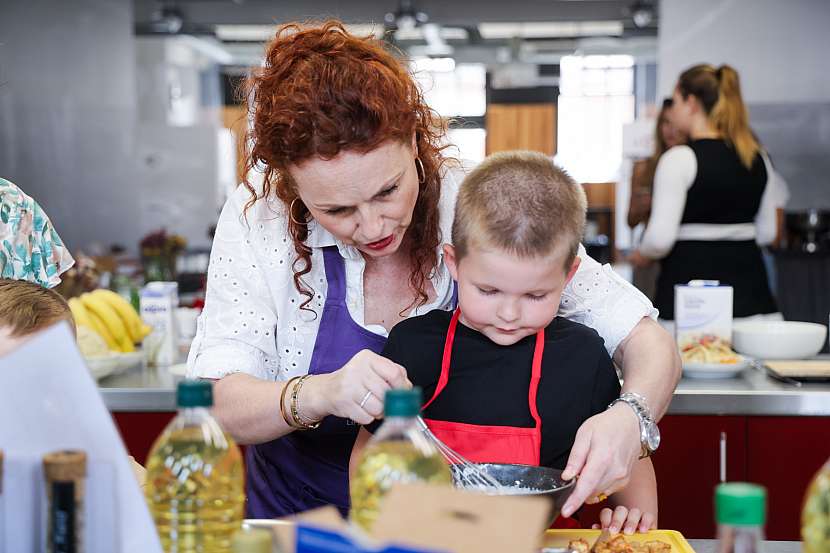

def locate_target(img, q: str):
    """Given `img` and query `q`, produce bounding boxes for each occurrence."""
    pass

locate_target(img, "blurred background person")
[627,99,687,300]
[633,64,784,325]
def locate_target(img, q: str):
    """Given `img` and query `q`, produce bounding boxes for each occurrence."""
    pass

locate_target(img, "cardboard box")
[260,483,552,553]
[674,280,734,349]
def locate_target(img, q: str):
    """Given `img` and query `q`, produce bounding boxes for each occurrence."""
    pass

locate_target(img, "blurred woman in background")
[634,64,783,322]
[627,99,687,300]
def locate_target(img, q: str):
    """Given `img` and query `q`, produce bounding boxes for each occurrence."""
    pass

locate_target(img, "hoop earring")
[415,157,426,184]
[289,197,309,226]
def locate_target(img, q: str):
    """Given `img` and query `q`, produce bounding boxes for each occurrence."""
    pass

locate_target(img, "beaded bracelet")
[290,374,322,430]
[279,376,303,429]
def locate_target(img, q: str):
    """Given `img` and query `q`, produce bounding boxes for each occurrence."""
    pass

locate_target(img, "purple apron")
[245,246,387,518]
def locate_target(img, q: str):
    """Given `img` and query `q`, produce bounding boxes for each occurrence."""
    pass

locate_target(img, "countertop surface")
[98,357,830,415]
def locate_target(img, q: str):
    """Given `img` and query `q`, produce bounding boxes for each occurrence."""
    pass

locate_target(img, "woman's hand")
[627,250,653,268]
[560,403,641,518]
[592,506,656,534]
[303,349,411,425]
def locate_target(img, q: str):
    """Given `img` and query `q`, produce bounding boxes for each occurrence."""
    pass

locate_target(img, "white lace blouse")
[187,166,658,382]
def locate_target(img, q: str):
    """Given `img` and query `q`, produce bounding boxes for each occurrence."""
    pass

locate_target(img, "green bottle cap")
[715,483,767,526]
[384,388,422,417]
[177,380,213,408]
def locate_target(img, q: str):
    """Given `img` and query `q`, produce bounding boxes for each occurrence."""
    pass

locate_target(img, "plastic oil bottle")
[350,388,453,532]
[145,380,245,552]
[802,458,830,553]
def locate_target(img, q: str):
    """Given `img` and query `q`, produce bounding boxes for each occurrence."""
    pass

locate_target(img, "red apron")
[421,308,579,528]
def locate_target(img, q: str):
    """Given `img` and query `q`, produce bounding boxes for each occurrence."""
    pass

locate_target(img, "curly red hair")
[242,21,449,313]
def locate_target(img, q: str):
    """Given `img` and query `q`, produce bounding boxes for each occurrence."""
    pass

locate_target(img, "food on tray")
[568,535,671,553]
[680,334,740,365]
[570,538,590,553]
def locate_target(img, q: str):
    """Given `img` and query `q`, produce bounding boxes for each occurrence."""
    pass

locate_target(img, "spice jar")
[43,450,86,553]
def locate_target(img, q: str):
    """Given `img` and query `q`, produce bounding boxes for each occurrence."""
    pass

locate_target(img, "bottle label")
[49,481,77,553]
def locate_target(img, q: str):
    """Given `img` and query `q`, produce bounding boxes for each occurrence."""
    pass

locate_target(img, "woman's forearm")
[614,317,681,420]
[212,372,297,444]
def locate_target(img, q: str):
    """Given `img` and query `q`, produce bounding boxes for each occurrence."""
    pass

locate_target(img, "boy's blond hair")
[452,150,587,269]
[0,279,74,337]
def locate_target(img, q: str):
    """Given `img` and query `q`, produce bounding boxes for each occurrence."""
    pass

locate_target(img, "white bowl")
[732,321,828,360]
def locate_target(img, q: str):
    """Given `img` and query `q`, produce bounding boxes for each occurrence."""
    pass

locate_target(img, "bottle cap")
[43,450,87,482]
[384,388,421,417]
[177,379,213,408]
[715,482,766,526]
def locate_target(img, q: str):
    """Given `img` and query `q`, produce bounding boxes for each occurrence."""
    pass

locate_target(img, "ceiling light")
[478,21,623,40]
[629,1,656,28]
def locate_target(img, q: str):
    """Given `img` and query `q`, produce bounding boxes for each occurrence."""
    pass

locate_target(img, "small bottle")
[802,458,830,553]
[716,482,767,553]
[43,450,87,553]
[145,380,245,552]
[349,388,453,532]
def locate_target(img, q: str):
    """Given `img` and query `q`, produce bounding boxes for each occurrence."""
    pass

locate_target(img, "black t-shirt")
[370,310,621,470]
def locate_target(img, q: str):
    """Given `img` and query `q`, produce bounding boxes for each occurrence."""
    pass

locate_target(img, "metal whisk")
[416,416,506,492]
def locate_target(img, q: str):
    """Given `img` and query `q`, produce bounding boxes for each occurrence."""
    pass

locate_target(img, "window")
[411,59,486,162]
[556,55,635,183]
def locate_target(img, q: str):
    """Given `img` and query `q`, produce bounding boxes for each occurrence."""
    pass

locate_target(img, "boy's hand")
[591,506,656,535]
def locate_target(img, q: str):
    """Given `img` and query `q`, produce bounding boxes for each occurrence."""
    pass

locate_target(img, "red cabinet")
[655,415,830,540]
[654,416,747,538]
[112,411,176,465]
[746,416,830,540]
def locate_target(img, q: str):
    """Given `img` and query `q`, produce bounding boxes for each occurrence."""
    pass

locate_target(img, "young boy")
[351,151,657,532]
[0,278,75,356]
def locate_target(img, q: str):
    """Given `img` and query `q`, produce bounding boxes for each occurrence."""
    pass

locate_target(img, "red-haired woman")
[187,22,681,519]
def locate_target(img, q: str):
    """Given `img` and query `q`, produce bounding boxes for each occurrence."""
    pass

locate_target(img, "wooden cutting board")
[765,360,830,378]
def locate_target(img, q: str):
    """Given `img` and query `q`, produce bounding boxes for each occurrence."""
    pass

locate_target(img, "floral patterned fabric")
[0,177,74,288]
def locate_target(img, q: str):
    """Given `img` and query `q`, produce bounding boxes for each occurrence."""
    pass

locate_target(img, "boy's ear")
[564,256,581,286]
[443,243,459,281]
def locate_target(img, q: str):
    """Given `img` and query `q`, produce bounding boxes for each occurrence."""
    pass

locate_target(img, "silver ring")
[359,391,373,409]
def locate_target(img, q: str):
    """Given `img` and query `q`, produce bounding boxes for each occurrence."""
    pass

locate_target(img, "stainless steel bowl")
[453,463,576,526]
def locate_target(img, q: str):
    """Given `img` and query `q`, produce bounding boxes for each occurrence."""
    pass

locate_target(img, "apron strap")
[527,328,545,432]
[321,246,347,302]
[422,307,460,410]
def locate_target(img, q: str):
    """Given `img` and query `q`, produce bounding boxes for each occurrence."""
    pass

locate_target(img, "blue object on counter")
[296,524,449,553]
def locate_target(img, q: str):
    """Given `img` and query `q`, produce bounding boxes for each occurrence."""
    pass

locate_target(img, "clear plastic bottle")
[802,459,830,553]
[716,483,767,553]
[145,380,245,552]
[349,388,453,532]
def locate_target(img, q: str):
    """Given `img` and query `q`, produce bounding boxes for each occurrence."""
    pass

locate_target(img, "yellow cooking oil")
[802,459,830,553]
[145,380,245,552]
[350,388,452,532]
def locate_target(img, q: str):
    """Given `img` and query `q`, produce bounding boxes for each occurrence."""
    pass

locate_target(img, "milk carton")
[675,280,734,352]
[140,282,179,366]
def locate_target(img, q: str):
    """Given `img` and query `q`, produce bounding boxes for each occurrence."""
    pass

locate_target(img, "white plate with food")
[682,355,751,379]
[680,334,749,379]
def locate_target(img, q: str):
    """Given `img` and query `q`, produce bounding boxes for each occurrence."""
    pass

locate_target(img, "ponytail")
[677,64,760,169]
[710,65,759,169]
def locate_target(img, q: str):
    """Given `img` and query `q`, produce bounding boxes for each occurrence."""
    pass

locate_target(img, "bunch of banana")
[68,289,152,354]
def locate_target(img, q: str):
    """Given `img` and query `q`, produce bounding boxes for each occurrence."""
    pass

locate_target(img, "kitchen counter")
[687,540,800,553]
[98,360,830,415]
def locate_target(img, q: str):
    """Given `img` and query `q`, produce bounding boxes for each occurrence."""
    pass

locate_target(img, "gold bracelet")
[291,375,321,430]
[280,376,302,429]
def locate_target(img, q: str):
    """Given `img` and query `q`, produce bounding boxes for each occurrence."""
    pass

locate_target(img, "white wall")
[0,1,224,253]
[658,0,830,103]
[0,0,140,253]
